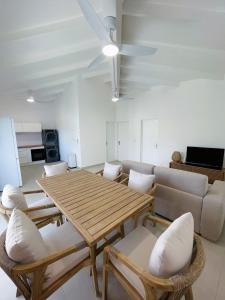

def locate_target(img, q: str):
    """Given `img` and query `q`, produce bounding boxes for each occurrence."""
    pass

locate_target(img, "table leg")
[90,245,101,297]
[119,223,125,238]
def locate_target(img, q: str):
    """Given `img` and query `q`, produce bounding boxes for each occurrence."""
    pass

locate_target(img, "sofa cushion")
[122,160,154,175]
[128,170,155,193]
[5,209,48,264]
[1,184,28,210]
[154,166,208,197]
[44,162,68,177]
[103,162,121,180]
[149,213,194,278]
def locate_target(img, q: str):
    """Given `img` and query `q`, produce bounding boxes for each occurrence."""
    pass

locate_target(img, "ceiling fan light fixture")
[102,44,119,57]
[112,96,119,102]
[26,96,35,103]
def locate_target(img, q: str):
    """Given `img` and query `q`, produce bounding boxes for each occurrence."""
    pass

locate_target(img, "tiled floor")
[0,164,225,300]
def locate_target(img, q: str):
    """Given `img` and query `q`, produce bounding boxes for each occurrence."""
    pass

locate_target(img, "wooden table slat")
[71,189,136,218]
[82,193,146,229]
[88,195,149,235]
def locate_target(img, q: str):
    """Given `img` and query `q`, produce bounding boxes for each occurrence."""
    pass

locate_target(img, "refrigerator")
[0,117,22,191]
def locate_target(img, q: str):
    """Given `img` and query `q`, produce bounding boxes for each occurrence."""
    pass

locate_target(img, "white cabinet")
[18,148,32,165]
[15,122,42,133]
[15,123,23,132]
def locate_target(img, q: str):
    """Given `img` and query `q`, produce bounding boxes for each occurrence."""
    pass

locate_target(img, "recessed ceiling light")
[102,44,119,57]
[112,96,119,102]
[26,96,35,103]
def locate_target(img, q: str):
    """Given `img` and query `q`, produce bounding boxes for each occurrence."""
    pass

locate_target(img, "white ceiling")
[0,0,225,102]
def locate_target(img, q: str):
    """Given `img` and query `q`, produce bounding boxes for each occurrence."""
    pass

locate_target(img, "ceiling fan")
[77,0,158,71]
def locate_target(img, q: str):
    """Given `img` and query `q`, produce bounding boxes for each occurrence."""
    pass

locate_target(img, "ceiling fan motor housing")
[102,0,117,18]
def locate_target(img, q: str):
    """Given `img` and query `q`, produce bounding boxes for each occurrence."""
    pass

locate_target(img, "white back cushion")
[149,213,194,278]
[128,170,155,193]
[1,184,28,210]
[103,162,121,180]
[44,162,68,177]
[5,209,48,264]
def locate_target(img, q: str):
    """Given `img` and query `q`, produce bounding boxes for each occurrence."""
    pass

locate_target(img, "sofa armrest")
[201,180,225,241]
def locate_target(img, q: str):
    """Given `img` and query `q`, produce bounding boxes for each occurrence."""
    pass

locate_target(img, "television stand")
[169,162,225,184]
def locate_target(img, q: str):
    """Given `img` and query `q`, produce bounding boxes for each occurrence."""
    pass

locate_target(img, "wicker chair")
[0,222,91,300]
[119,175,157,227]
[42,162,70,178]
[0,189,62,228]
[96,169,124,182]
[103,215,205,300]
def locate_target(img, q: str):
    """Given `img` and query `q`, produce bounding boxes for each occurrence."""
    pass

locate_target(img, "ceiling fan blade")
[119,44,157,56]
[119,94,135,100]
[88,54,107,70]
[77,0,111,42]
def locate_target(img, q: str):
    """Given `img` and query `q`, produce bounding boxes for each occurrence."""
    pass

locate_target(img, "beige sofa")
[122,160,225,242]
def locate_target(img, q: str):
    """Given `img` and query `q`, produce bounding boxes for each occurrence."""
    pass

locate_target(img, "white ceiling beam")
[120,62,224,81]
[12,39,100,67]
[123,0,225,19]
[22,61,89,82]
[0,7,102,43]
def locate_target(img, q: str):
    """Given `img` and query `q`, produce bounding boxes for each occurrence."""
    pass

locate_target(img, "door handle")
[118,141,120,146]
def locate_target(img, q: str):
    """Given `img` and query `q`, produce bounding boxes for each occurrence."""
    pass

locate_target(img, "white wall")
[55,76,114,167]
[0,96,57,129]
[55,80,81,166]
[78,76,115,167]
[116,79,225,167]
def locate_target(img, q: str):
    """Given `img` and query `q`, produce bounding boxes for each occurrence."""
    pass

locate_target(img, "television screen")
[186,146,224,170]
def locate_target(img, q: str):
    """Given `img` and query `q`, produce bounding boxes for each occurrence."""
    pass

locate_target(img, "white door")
[106,122,116,162]
[0,118,22,190]
[141,119,159,165]
[117,122,129,161]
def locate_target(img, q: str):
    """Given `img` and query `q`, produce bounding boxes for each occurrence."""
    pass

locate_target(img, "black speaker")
[42,130,60,163]
[45,146,60,163]
[42,130,58,146]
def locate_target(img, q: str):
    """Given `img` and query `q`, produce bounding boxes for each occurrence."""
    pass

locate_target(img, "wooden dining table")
[37,169,154,296]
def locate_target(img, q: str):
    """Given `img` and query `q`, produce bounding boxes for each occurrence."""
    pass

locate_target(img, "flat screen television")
[186,146,224,170]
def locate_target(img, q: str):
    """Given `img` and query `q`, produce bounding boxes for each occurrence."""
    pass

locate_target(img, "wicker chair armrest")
[23,189,44,195]
[147,183,157,196]
[96,169,104,175]
[12,241,88,275]
[0,202,12,216]
[143,214,171,228]
[120,176,129,185]
[113,172,124,182]
[105,245,174,290]
[23,203,56,213]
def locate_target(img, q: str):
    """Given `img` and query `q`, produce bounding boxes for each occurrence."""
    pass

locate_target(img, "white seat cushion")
[103,162,121,180]
[40,222,89,287]
[28,197,59,219]
[44,162,68,177]
[1,184,28,210]
[110,226,157,298]
[5,209,48,264]
[149,213,194,278]
[128,170,155,193]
